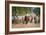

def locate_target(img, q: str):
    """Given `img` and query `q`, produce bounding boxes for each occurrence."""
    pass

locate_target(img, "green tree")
[33,8,40,16]
[12,7,32,16]
[12,7,17,16]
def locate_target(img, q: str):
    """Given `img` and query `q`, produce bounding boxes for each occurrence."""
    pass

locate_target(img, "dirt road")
[12,22,40,28]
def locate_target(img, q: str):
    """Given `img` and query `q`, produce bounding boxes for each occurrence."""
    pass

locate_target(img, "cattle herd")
[12,15,40,24]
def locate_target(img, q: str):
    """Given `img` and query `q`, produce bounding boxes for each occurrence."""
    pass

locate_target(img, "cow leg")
[25,21,28,24]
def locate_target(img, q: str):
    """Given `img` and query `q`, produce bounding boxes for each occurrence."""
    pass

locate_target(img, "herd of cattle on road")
[12,15,40,24]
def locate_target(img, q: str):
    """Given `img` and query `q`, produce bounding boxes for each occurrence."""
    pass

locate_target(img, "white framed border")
[9,4,43,32]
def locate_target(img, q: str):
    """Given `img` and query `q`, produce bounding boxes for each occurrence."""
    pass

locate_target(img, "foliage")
[12,7,32,16]
[12,7,16,16]
[33,8,40,16]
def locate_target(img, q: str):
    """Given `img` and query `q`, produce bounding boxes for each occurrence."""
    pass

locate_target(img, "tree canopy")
[33,8,40,16]
[12,7,32,16]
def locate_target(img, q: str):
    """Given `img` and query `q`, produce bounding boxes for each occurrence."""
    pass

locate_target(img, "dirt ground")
[12,22,40,28]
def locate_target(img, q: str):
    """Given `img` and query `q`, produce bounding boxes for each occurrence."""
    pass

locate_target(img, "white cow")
[28,16,33,23]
